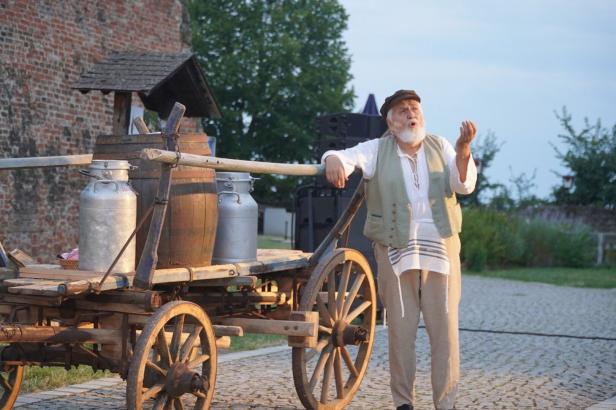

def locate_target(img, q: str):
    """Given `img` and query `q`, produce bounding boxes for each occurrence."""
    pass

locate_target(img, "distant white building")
[263,207,295,239]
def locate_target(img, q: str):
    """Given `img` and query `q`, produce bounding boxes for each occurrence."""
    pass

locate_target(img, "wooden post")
[113,92,132,136]
[597,232,605,265]
[133,102,186,290]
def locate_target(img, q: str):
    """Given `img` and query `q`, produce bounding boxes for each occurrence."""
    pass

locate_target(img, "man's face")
[386,99,424,135]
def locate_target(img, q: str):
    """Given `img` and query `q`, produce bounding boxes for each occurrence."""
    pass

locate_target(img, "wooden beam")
[213,325,243,337]
[112,92,132,136]
[218,317,317,337]
[141,148,325,176]
[216,336,231,349]
[0,154,93,170]
[132,117,151,134]
[189,276,257,288]
[288,311,319,348]
[0,324,121,344]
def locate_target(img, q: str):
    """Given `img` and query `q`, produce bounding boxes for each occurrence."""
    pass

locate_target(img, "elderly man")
[322,90,477,410]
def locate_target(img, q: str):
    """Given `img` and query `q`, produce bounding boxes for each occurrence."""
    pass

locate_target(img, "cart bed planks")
[8,249,311,296]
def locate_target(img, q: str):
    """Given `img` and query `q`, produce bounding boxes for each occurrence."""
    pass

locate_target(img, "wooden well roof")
[73,51,221,118]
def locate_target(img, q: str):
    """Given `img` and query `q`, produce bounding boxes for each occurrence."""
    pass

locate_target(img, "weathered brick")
[0,0,202,260]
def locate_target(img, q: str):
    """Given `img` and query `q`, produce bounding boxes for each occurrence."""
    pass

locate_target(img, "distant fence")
[519,205,616,266]
[596,232,616,265]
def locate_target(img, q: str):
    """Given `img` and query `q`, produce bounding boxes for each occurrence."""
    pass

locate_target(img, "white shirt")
[321,135,477,222]
[322,134,477,317]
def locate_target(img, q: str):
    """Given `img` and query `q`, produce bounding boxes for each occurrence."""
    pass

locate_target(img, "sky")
[338,0,616,198]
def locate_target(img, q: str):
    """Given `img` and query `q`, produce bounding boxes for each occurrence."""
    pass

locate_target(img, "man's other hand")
[325,155,347,188]
[455,120,477,158]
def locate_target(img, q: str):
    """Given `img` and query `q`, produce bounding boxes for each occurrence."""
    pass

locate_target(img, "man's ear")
[386,117,393,129]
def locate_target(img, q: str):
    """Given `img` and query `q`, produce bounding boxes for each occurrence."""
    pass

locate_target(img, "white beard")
[397,125,426,144]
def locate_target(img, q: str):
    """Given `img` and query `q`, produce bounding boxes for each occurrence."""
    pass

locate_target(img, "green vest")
[363,133,462,248]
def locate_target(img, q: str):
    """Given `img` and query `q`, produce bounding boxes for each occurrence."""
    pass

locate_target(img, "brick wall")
[0,0,201,261]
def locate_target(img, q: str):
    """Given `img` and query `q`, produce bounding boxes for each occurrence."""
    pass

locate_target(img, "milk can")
[212,172,258,264]
[79,160,137,273]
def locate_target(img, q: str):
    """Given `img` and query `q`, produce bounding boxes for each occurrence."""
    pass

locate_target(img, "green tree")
[189,0,354,207]
[552,108,616,209]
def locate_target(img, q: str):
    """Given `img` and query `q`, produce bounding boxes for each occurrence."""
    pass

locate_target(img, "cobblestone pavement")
[15,276,616,409]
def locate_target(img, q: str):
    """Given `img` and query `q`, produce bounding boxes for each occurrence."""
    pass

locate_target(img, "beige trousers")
[374,234,461,410]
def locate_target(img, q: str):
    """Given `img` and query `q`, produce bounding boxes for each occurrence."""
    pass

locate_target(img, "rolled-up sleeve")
[441,137,477,195]
[320,138,380,179]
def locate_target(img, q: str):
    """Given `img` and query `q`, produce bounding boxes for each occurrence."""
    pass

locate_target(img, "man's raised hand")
[455,120,477,158]
[324,155,347,189]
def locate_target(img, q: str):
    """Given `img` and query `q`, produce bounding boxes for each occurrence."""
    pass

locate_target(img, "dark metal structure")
[294,106,388,277]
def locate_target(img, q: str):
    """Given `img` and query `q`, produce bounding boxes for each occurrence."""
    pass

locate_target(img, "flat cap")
[380,89,421,118]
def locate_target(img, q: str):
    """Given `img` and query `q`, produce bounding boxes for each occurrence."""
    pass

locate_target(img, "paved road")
[15,276,616,409]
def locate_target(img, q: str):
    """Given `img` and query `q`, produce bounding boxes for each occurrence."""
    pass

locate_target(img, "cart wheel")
[0,358,24,410]
[127,301,217,410]
[0,314,25,410]
[292,248,376,410]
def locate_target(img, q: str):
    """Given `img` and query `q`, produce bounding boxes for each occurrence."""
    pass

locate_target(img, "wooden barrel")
[93,133,218,269]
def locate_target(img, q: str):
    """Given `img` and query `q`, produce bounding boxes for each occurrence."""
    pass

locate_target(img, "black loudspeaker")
[315,112,387,140]
[315,137,368,161]
[294,187,376,278]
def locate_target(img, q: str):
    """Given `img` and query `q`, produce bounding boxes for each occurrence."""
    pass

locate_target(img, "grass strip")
[464,266,616,289]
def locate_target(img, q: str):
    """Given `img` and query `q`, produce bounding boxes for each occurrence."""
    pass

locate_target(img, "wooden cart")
[0,103,376,410]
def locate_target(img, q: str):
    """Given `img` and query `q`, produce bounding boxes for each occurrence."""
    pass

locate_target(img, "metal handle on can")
[93,180,120,192]
[218,191,241,204]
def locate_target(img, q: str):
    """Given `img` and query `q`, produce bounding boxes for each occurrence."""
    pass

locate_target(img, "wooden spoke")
[187,353,210,369]
[0,374,11,390]
[156,330,173,368]
[334,347,345,399]
[345,301,372,324]
[327,269,337,321]
[306,338,330,362]
[316,294,334,327]
[336,261,352,316]
[309,344,332,392]
[170,314,185,362]
[340,346,359,377]
[146,360,167,377]
[341,273,365,319]
[179,324,203,363]
[319,325,332,335]
[152,392,169,410]
[173,398,184,410]
[142,383,164,401]
[320,346,335,403]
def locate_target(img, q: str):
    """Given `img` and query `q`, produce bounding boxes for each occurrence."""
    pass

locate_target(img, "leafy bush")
[460,208,595,270]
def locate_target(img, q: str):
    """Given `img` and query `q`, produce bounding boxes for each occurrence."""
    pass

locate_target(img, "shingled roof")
[73,51,221,118]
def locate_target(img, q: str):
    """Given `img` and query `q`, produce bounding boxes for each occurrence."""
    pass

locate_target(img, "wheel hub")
[165,362,209,398]
[332,321,369,346]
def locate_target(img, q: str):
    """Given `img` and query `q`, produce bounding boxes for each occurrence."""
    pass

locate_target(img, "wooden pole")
[141,148,325,176]
[132,117,151,134]
[0,154,93,170]
[0,324,121,344]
